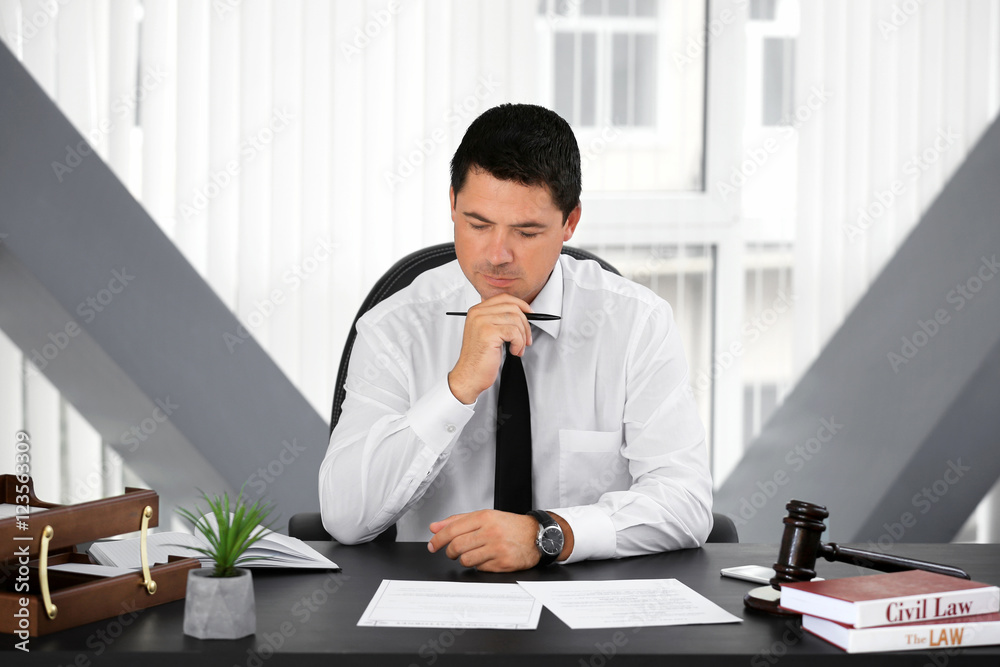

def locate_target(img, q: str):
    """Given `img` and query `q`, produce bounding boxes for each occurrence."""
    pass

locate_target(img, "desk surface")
[3,542,1000,666]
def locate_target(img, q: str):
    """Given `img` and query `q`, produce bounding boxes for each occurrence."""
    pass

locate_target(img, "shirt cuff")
[549,504,616,564]
[407,376,477,454]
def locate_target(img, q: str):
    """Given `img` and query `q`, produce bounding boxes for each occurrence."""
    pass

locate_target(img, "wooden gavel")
[745,499,970,614]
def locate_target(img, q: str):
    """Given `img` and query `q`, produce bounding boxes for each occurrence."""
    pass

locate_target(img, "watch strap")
[527,509,561,567]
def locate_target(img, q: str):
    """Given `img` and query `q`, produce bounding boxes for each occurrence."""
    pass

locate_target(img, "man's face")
[452,169,580,304]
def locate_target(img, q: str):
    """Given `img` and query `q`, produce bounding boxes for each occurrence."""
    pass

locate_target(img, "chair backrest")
[328,243,619,435]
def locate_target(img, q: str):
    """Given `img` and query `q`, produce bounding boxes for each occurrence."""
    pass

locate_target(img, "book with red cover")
[779,570,1000,628]
[802,612,1000,653]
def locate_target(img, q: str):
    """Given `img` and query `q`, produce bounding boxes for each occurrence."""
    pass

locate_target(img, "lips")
[482,274,517,287]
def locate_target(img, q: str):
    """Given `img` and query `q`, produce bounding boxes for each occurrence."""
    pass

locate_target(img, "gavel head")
[769,499,830,590]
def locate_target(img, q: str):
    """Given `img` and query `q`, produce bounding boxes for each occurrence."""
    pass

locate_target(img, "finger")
[444,530,487,561]
[499,324,529,356]
[427,514,477,553]
[429,513,466,534]
[455,545,496,569]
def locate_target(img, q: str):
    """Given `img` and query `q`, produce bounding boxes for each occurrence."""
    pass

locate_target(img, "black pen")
[446,311,561,321]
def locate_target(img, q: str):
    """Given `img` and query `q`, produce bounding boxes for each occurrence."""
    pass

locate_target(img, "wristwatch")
[527,509,563,567]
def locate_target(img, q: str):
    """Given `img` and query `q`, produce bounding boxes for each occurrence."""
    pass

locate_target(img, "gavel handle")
[820,542,970,580]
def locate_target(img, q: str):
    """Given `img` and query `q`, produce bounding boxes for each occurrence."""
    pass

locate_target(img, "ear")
[449,187,459,225]
[562,204,582,242]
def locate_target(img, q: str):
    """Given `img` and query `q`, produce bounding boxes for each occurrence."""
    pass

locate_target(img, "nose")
[485,228,514,267]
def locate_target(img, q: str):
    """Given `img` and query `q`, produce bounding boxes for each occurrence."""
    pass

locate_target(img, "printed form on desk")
[358,580,543,630]
[516,579,743,630]
[357,578,741,630]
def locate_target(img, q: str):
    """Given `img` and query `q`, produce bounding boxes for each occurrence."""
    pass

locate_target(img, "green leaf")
[175,487,277,578]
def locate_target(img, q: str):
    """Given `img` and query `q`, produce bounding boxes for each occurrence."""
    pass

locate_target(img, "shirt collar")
[460,256,564,340]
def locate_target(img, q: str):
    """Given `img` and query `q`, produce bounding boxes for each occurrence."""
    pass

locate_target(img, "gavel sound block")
[744,499,971,615]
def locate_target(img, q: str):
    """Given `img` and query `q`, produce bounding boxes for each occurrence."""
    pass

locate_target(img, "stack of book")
[778,570,1000,653]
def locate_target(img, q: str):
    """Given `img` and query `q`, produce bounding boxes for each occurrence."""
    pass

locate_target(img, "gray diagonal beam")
[716,115,1000,543]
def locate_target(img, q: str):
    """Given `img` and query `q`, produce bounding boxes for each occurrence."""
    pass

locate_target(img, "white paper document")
[48,563,136,578]
[358,580,543,630]
[516,578,742,630]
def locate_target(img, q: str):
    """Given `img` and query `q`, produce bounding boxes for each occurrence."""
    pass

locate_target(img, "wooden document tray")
[0,475,200,637]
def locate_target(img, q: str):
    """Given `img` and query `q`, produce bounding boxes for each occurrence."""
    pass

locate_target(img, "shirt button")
[446,424,456,434]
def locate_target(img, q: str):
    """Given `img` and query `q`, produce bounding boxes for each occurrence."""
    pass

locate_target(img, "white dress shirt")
[319,254,713,563]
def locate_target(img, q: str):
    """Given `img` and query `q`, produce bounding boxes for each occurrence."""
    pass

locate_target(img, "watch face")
[539,525,563,556]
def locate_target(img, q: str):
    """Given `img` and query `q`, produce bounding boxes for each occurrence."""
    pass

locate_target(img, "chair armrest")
[288,512,334,541]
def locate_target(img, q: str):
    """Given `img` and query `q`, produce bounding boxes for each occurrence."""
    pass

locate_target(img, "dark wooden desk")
[3,543,999,665]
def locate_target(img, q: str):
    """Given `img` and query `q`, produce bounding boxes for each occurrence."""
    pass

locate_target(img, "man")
[320,103,712,572]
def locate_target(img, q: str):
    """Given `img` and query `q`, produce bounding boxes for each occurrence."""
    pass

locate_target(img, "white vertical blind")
[298,0,333,411]
[268,0,304,384]
[206,1,241,311]
[139,0,178,237]
[106,0,139,193]
[329,1,367,414]
[237,0,273,348]
[175,0,210,277]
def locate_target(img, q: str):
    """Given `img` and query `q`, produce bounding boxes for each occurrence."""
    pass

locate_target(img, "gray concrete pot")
[183,567,256,639]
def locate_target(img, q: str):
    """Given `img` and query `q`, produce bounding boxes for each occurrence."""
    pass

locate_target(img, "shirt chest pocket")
[558,429,630,506]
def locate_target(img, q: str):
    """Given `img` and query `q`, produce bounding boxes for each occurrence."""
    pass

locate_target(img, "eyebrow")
[461,210,549,230]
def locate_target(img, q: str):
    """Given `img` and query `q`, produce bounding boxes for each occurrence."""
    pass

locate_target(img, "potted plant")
[177,488,274,639]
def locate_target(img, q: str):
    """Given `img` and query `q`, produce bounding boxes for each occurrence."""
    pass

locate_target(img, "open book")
[88,526,339,571]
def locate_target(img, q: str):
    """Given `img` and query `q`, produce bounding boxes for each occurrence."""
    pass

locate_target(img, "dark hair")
[450,104,581,221]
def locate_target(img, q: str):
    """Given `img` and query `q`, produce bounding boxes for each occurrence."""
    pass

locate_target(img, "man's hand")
[427,510,539,572]
[447,295,533,404]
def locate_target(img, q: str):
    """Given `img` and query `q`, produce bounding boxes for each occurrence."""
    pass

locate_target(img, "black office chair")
[290,242,738,545]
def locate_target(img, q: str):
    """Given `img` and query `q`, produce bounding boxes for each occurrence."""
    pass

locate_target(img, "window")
[536,0,706,192]
[541,0,659,128]
[761,38,794,126]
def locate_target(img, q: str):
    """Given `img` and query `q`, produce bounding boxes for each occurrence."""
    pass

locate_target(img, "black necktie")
[494,342,532,513]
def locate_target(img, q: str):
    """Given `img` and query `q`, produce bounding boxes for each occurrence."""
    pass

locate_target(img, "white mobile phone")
[720,565,825,585]
[720,565,777,585]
